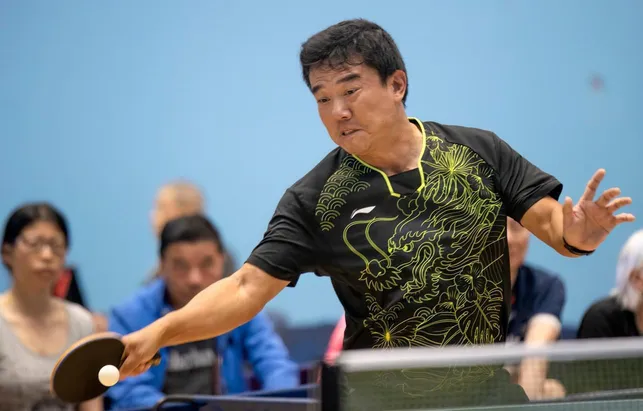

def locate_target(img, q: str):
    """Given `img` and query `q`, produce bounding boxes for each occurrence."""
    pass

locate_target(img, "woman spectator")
[578,230,643,338]
[0,202,102,411]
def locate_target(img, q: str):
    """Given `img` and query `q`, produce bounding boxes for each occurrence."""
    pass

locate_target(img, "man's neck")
[358,117,424,176]
[5,285,54,318]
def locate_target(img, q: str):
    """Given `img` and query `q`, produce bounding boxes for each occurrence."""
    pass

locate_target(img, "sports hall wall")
[1,1,642,330]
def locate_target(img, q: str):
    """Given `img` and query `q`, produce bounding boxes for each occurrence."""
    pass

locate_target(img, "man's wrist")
[152,313,174,348]
[562,237,595,256]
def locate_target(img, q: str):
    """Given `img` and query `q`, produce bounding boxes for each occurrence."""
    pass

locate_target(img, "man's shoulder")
[421,120,503,169]
[283,147,372,212]
[287,147,348,194]
[423,120,498,146]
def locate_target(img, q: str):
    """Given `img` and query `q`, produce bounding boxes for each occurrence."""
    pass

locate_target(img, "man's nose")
[332,99,351,121]
[186,268,204,286]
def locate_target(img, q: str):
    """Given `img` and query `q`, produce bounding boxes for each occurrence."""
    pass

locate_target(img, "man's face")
[308,62,406,157]
[506,217,530,284]
[160,240,225,308]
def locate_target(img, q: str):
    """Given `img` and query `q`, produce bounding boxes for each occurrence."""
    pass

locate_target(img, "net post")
[320,361,340,411]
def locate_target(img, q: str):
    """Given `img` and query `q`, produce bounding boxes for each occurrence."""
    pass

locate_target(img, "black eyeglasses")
[18,236,67,257]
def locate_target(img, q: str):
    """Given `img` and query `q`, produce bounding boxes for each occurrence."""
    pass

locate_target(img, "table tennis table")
[116,383,643,411]
[434,398,643,411]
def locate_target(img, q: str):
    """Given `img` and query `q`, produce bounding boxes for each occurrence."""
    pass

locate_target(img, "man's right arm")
[120,188,319,377]
[120,263,289,377]
[158,263,289,347]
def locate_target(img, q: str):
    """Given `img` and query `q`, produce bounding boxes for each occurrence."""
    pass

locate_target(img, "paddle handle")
[119,351,162,368]
[147,352,162,367]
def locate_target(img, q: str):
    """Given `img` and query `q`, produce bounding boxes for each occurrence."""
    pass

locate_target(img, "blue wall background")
[1,0,641,328]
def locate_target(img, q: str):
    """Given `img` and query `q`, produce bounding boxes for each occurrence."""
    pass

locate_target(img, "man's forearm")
[155,274,264,347]
[521,197,578,258]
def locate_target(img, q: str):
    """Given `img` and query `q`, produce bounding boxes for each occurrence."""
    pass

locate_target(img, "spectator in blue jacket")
[106,215,299,409]
[505,217,566,401]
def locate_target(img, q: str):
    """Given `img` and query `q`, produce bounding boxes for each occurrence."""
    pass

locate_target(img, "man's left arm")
[491,134,634,255]
[523,169,634,256]
[242,312,300,391]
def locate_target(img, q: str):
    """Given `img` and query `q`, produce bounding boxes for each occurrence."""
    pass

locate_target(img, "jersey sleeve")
[493,134,563,222]
[246,188,321,285]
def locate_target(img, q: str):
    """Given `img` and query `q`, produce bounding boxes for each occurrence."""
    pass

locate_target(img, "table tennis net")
[327,337,643,411]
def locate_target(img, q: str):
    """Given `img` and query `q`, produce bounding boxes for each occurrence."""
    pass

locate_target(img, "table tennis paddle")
[50,331,161,404]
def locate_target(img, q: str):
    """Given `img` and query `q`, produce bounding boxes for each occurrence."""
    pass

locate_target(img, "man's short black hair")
[299,18,408,104]
[159,214,223,258]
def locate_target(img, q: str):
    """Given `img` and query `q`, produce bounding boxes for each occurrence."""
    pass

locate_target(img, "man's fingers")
[579,169,606,202]
[119,353,137,379]
[119,356,151,380]
[132,364,151,376]
[613,213,636,225]
[596,187,621,207]
[607,197,632,214]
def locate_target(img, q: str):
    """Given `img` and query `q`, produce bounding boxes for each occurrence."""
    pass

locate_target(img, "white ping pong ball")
[98,364,120,387]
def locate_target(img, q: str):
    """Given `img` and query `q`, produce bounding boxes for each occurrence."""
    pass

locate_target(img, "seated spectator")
[106,215,299,409]
[52,266,108,332]
[148,180,235,279]
[151,180,205,238]
[577,229,643,338]
[505,217,566,400]
[324,217,566,400]
[506,217,566,342]
[0,203,102,411]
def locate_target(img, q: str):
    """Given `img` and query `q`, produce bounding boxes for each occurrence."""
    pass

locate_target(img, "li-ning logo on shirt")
[351,206,376,219]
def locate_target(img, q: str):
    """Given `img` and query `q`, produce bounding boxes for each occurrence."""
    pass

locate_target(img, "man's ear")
[388,69,407,103]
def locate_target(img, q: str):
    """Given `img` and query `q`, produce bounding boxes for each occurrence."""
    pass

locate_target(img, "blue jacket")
[105,279,299,409]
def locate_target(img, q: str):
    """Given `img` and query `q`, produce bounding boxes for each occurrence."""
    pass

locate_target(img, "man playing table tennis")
[118,19,635,406]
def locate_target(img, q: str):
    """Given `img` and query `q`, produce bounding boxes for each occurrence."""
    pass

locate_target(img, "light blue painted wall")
[1,0,641,327]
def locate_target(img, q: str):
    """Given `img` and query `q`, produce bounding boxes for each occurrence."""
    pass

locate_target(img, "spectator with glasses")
[0,203,102,411]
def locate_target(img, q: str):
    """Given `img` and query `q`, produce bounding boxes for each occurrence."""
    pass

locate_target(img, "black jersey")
[248,118,562,352]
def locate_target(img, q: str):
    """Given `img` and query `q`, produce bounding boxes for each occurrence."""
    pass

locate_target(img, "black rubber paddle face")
[51,336,124,404]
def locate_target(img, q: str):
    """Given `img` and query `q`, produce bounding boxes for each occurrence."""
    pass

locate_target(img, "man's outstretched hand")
[563,169,635,252]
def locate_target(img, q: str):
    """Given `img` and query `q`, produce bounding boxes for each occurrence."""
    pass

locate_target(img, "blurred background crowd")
[1,1,641,410]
